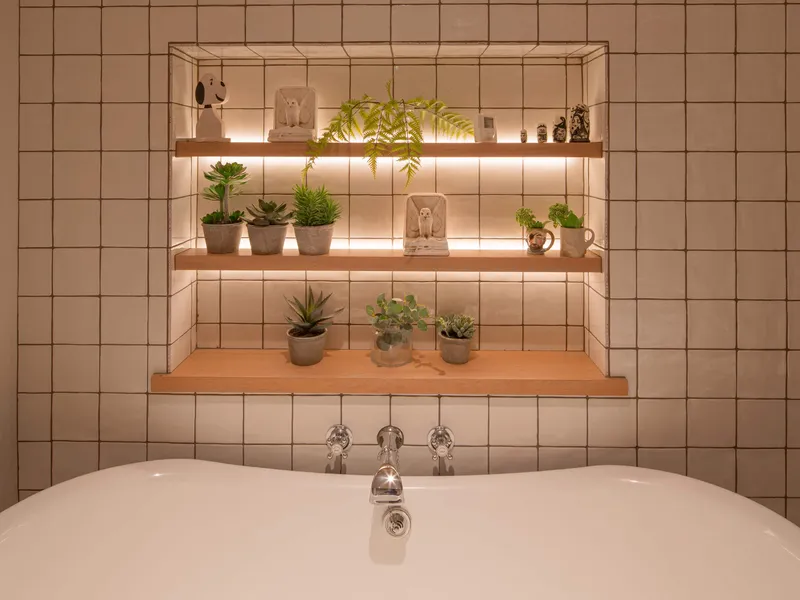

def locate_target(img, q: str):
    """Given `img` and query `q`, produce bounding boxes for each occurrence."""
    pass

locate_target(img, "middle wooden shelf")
[174,248,603,273]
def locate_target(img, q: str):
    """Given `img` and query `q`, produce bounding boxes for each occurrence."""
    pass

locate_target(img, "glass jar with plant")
[292,183,342,256]
[548,202,595,258]
[514,207,555,256]
[201,161,249,254]
[285,287,343,366]
[436,313,475,365]
[366,293,429,367]
[245,199,294,256]
[303,82,474,187]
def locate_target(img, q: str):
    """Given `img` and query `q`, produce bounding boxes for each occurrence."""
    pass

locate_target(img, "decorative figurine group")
[527,105,590,144]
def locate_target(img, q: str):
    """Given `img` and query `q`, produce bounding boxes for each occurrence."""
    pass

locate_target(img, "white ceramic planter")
[559,227,595,258]
[287,329,327,366]
[294,224,334,256]
[247,223,288,255]
[202,222,243,254]
[439,331,471,365]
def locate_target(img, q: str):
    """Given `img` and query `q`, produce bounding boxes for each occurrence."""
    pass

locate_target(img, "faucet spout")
[370,426,405,505]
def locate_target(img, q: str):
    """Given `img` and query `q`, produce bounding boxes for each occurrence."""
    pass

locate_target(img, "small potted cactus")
[514,207,555,255]
[548,202,596,258]
[366,293,429,367]
[246,199,294,255]
[292,183,341,255]
[285,287,343,366]
[201,161,249,254]
[437,313,475,365]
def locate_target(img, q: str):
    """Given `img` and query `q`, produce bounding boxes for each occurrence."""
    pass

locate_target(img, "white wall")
[1,0,19,510]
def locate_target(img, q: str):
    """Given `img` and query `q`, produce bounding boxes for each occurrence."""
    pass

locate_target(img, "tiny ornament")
[194,73,230,141]
[568,104,590,143]
[473,114,497,143]
[268,87,317,142]
[536,123,548,143]
[520,128,528,143]
[553,116,567,143]
[403,193,449,256]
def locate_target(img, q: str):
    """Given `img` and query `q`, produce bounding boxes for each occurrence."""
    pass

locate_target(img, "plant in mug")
[436,313,475,365]
[547,202,595,259]
[201,161,249,254]
[285,287,343,366]
[515,207,555,255]
[292,183,342,256]
[304,82,474,187]
[245,199,294,255]
[366,293,429,367]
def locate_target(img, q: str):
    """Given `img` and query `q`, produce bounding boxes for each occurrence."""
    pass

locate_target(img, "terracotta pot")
[294,224,334,256]
[559,227,595,258]
[526,227,555,255]
[287,329,327,366]
[439,331,471,365]
[202,222,243,254]
[247,223,288,255]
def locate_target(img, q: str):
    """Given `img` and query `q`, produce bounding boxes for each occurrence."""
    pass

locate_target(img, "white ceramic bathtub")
[1,459,799,599]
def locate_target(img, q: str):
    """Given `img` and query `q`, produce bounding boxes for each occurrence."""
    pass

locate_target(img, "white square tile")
[295,5,341,42]
[247,6,293,43]
[480,159,522,195]
[20,7,53,55]
[436,65,479,108]
[638,350,687,398]
[479,195,522,238]
[737,449,785,497]
[52,393,98,441]
[18,346,51,395]
[737,252,786,300]
[52,200,99,248]
[19,152,52,200]
[479,282,522,325]
[738,399,786,449]
[688,398,735,447]
[638,398,686,448]
[480,65,523,108]
[350,195,392,238]
[638,300,686,349]
[54,152,100,199]
[687,104,735,152]
[489,397,537,446]
[637,153,685,201]
[18,297,51,345]
[100,394,147,442]
[539,397,586,447]
[102,7,149,54]
[53,442,98,485]
[490,447,538,475]
[539,447,587,472]
[54,56,100,103]
[737,104,785,152]
[244,446,291,471]
[100,345,148,394]
[688,350,737,398]
[587,398,636,447]
[687,251,735,300]
[688,449,735,492]
[54,7,100,54]
[102,152,149,199]
[687,202,735,250]
[538,6,587,43]
[19,201,52,249]
[53,249,99,296]
[150,7,197,53]
[523,282,567,326]
[100,442,146,470]
[102,105,149,151]
[148,395,195,443]
[53,297,99,345]
[441,5,487,42]
[340,396,389,445]
[686,55,735,102]
[101,200,148,248]
[737,54,785,102]
[687,6,735,53]
[688,300,736,349]
[490,5,538,43]
[54,104,100,151]
[293,395,340,444]
[637,202,685,249]
[738,351,786,399]
[220,281,263,324]
[737,5,785,53]
[101,297,148,345]
[243,395,292,444]
[101,248,148,296]
[20,105,52,152]
[392,5,438,42]
[20,56,53,103]
[637,251,685,299]
[637,5,684,53]
[588,5,635,53]
[103,56,149,103]
[636,55,685,102]
[737,153,786,201]
[738,202,785,251]
[18,395,51,443]
[440,396,488,446]
[52,346,99,393]
[196,395,243,444]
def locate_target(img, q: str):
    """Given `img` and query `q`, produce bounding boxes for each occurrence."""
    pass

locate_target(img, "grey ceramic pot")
[439,331,471,365]
[287,329,327,366]
[247,223,288,255]
[203,222,243,254]
[294,224,334,256]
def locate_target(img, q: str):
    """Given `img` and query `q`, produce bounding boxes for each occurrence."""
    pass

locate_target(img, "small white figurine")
[403,193,449,256]
[269,87,317,142]
[473,114,497,143]
[194,73,229,141]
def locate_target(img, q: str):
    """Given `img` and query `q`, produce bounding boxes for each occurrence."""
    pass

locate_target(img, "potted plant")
[292,183,342,255]
[366,293,429,367]
[201,161,249,254]
[304,82,474,187]
[548,202,596,258]
[285,287,343,366]
[246,199,294,255]
[437,313,475,365]
[514,207,555,255]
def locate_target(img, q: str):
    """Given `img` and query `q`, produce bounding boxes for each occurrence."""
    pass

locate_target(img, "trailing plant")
[548,203,585,229]
[514,207,550,230]
[201,161,249,224]
[285,287,343,338]
[246,199,294,227]
[437,314,475,340]
[292,184,342,227]
[367,293,429,349]
[304,82,474,187]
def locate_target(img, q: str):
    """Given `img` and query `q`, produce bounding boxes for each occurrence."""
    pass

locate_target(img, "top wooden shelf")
[175,141,604,159]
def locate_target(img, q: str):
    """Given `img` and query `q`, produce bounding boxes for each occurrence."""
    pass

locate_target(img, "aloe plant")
[285,288,343,338]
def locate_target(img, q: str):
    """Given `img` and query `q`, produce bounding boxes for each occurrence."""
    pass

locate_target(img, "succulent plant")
[201,161,249,224]
[292,184,341,227]
[548,202,585,229]
[514,207,550,230]
[367,293,429,349]
[437,314,475,340]
[246,199,294,227]
[285,287,343,338]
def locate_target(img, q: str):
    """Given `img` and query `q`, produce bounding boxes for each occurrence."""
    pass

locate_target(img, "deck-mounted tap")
[370,425,404,505]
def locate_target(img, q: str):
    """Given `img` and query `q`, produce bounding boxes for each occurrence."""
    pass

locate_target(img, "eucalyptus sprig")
[548,203,585,229]
[305,82,474,187]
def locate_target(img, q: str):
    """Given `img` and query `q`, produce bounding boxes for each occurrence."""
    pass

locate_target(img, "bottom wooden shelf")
[151,349,628,396]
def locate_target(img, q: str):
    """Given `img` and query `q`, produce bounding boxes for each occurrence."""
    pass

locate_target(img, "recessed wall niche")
[166,43,609,375]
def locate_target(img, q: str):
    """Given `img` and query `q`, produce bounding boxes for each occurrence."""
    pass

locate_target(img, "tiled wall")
[15,0,800,526]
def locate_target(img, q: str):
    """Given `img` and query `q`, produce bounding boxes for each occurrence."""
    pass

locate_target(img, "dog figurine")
[195,73,229,141]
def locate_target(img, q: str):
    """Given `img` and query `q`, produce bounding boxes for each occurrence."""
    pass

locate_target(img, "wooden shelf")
[151,349,628,396]
[174,248,603,273]
[175,141,603,159]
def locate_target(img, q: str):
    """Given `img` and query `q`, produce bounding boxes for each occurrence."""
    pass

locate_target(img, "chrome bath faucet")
[370,425,405,505]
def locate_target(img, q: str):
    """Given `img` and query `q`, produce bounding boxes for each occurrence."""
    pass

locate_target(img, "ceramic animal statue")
[569,104,590,142]
[194,73,229,141]
[553,117,567,143]
[280,93,304,128]
[418,207,433,239]
[403,193,449,256]
[269,87,317,142]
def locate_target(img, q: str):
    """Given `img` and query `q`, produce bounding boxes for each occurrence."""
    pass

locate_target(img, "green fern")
[304,82,474,187]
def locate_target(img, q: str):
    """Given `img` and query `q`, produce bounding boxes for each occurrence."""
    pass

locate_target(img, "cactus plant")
[437,314,475,340]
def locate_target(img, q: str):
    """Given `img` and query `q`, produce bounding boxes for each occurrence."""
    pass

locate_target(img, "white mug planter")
[559,227,595,258]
